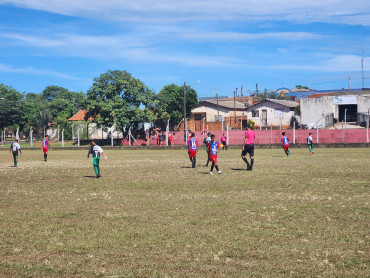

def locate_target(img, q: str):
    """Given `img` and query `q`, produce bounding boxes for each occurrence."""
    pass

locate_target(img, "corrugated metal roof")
[197,99,246,110]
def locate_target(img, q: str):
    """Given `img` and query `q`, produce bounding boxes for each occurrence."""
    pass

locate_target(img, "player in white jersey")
[10,139,21,167]
[87,140,107,178]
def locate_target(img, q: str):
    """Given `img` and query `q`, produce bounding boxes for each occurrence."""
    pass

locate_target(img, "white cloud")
[179,32,328,42]
[269,55,370,72]
[0,63,85,80]
[0,0,369,25]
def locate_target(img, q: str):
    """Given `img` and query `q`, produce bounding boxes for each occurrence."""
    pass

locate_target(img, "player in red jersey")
[188,132,198,168]
[281,132,291,157]
[41,135,50,162]
[208,134,222,174]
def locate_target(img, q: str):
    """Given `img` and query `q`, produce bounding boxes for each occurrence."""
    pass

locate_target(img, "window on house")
[194,114,202,120]
[252,110,259,117]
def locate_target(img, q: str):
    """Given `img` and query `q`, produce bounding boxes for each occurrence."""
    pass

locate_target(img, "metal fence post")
[78,128,80,147]
[317,126,319,144]
[226,124,229,146]
[293,123,296,144]
[270,124,272,145]
[30,128,33,148]
[62,129,64,147]
[342,121,344,143]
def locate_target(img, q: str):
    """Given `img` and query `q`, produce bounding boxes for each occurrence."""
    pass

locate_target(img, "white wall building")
[300,91,370,128]
[246,99,299,128]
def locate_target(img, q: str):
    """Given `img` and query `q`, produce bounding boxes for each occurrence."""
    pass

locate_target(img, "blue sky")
[0,0,369,98]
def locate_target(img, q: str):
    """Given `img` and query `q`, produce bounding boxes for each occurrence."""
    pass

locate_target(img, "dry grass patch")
[0,148,369,277]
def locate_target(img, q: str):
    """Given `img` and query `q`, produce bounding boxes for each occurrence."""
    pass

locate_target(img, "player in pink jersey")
[241,124,255,170]
[188,133,198,168]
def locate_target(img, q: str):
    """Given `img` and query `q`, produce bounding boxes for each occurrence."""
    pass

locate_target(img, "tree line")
[0,70,198,139]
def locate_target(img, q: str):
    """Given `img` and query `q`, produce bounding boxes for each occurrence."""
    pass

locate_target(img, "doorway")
[339,104,357,122]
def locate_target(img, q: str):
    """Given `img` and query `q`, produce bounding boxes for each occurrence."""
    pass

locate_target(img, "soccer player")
[41,135,50,162]
[281,132,290,157]
[208,134,222,174]
[204,132,212,166]
[87,140,107,178]
[10,139,21,167]
[241,124,255,170]
[307,132,314,155]
[221,133,227,150]
[188,132,198,168]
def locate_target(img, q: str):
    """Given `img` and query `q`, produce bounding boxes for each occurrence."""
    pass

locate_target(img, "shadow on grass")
[84,175,98,178]
[230,168,247,171]
[181,166,193,169]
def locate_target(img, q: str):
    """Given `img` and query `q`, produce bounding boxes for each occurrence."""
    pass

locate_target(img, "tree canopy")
[0,84,24,130]
[155,83,198,127]
[86,70,157,131]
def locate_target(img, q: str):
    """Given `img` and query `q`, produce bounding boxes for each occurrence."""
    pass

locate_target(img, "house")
[188,99,248,131]
[68,109,117,140]
[246,99,299,128]
[300,90,370,128]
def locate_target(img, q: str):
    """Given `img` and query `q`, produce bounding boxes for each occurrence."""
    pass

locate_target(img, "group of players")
[188,126,315,174]
[8,127,315,178]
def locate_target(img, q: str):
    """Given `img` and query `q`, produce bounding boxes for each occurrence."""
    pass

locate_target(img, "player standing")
[10,139,21,167]
[188,132,198,168]
[87,140,107,178]
[241,124,255,170]
[281,132,290,157]
[204,132,212,166]
[307,132,314,155]
[41,135,50,162]
[221,133,227,150]
[208,134,222,174]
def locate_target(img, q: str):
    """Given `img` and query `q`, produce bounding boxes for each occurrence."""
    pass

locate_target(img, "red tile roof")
[68,110,94,121]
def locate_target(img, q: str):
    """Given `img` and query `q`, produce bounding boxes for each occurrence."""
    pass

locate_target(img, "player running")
[208,134,222,174]
[307,132,314,155]
[241,124,255,171]
[87,140,107,178]
[10,139,21,167]
[41,135,50,162]
[188,132,198,168]
[281,132,291,157]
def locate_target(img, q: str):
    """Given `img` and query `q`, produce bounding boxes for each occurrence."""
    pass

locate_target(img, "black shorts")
[242,144,254,157]
[221,140,227,146]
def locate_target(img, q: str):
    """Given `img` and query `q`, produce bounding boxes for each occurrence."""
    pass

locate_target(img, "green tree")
[86,70,156,132]
[0,84,24,131]
[155,83,198,128]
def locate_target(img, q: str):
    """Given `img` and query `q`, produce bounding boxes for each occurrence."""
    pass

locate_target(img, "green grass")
[0,148,369,277]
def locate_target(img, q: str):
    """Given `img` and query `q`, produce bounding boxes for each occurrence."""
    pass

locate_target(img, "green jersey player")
[87,140,107,178]
[10,139,21,167]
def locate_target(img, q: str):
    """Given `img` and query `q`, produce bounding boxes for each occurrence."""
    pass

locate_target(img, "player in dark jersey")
[208,134,222,174]
[204,132,211,166]
[242,124,255,170]
[87,140,107,178]
[41,135,50,161]
[281,132,290,157]
[188,133,198,168]
[10,139,21,167]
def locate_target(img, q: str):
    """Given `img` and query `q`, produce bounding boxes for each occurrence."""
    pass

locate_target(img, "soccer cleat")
[209,171,213,175]
[218,171,222,174]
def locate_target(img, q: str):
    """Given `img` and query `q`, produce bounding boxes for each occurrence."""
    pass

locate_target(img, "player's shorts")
[209,154,217,163]
[42,147,48,153]
[221,140,227,146]
[242,144,254,157]
[307,144,313,148]
[12,152,18,159]
[283,145,289,151]
[92,157,100,166]
[188,150,197,158]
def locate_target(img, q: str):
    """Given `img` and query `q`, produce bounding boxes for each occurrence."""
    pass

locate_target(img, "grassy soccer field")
[0,148,369,277]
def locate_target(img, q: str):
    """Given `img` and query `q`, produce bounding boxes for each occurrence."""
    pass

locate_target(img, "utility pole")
[236,88,238,98]
[256,83,259,94]
[234,90,236,128]
[241,86,244,97]
[216,93,220,120]
[184,82,187,144]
